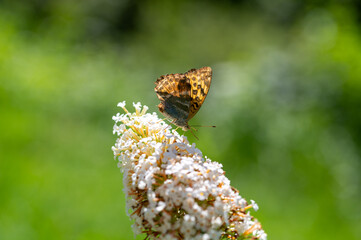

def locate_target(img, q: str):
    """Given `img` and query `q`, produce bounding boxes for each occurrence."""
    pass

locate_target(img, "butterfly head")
[180,124,191,131]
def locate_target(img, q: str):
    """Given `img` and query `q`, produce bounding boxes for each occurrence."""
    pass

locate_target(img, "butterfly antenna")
[191,125,216,128]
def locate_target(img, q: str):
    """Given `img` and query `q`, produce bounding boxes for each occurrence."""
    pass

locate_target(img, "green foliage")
[0,1,360,239]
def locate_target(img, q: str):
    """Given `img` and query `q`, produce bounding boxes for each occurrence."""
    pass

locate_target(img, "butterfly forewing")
[185,67,212,121]
[155,74,191,99]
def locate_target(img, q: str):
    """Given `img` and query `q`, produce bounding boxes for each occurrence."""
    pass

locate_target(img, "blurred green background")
[1,0,361,239]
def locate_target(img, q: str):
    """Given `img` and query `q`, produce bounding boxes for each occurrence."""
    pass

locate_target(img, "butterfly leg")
[160,119,176,132]
[190,128,199,140]
[156,118,168,124]
[190,126,198,132]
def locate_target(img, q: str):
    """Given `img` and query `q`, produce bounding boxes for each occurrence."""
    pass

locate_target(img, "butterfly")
[154,66,212,131]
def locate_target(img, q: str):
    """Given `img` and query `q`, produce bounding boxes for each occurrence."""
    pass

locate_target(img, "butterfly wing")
[185,66,212,121]
[154,73,192,126]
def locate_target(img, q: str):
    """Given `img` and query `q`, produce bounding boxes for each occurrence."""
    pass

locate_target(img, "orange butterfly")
[154,67,212,131]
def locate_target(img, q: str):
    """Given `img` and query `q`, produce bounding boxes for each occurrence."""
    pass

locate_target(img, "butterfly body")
[154,67,212,131]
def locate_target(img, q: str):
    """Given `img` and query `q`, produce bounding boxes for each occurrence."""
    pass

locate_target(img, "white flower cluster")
[112,101,267,240]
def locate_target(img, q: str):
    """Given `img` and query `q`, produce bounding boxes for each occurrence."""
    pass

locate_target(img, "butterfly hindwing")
[155,73,192,125]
